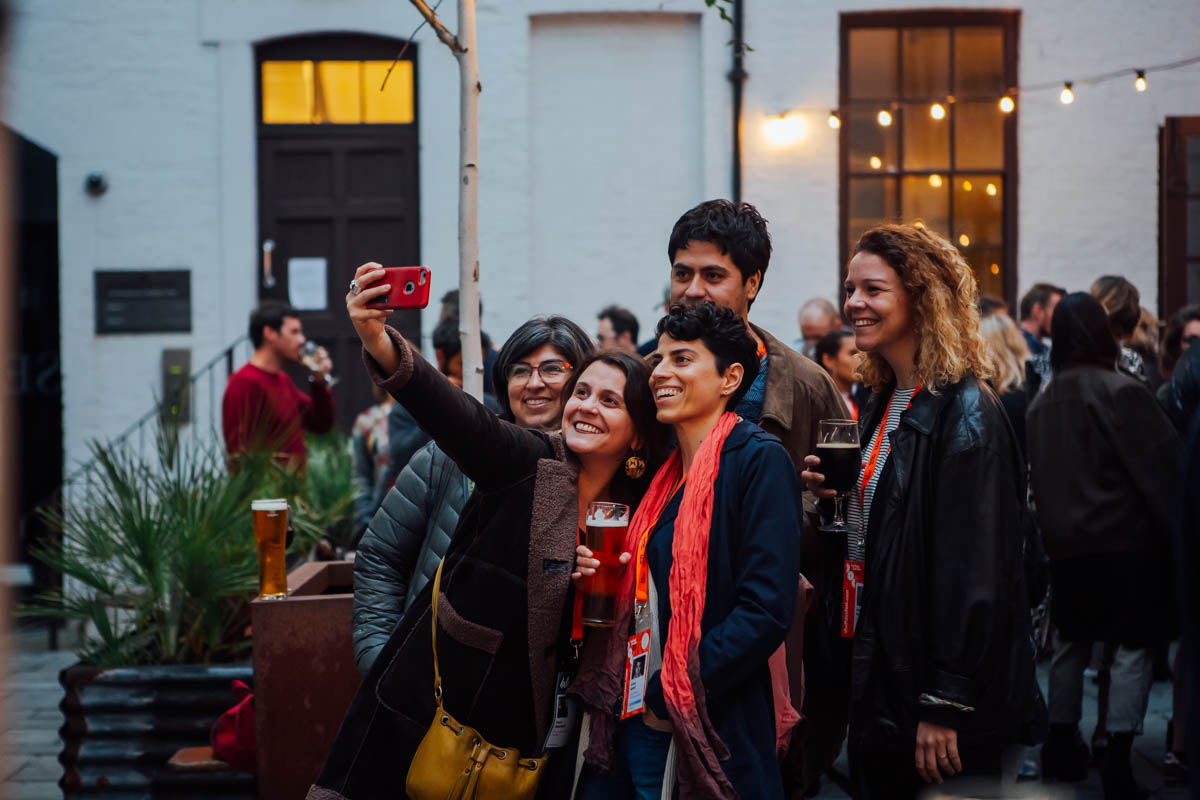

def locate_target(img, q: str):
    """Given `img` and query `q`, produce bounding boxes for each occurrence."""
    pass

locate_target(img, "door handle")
[262,239,276,289]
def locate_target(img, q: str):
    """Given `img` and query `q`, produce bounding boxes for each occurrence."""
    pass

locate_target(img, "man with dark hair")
[1019,282,1066,356]
[666,199,849,796]
[596,304,640,355]
[222,301,333,470]
[439,288,498,393]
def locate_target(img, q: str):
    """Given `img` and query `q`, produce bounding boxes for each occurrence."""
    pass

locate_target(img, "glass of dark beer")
[580,501,630,627]
[815,419,861,533]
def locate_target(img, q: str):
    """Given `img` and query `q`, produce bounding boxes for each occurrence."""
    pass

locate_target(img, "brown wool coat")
[308,327,582,800]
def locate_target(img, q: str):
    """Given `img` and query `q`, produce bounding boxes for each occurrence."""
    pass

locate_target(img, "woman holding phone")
[308,264,669,800]
[573,302,803,800]
[800,225,1045,798]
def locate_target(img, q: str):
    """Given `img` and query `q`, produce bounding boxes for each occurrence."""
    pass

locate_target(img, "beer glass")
[301,341,338,387]
[252,498,289,599]
[815,419,861,533]
[580,501,630,627]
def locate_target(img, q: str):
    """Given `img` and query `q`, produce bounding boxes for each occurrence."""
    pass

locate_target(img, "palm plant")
[298,430,358,551]
[23,423,324,666]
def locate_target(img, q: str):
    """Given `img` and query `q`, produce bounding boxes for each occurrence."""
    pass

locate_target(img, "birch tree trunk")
[455,0,482,401]
[405,0,482,400]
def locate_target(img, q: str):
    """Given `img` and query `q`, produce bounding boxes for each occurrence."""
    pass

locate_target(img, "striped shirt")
[846,388,917,561]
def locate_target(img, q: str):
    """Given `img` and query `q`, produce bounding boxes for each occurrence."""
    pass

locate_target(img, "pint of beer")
[252,498,289,599]
[580,501,630,627]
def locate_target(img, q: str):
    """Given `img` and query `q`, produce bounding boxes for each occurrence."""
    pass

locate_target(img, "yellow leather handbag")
[405,559,547,800]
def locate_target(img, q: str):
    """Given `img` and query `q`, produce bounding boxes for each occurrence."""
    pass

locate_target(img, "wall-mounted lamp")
[764,112,808,147]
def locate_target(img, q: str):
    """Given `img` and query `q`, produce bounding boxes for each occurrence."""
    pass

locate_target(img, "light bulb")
[990,263,1000,275]
[877,109,893,127]
[1135,71,1147,92]
[929,174,943,188]
[930,103,946,120]
[998,95,1015,113]
[962,180,973,192]
[986,183,998,196]
[828,111,841,129]
[869,156,882,170]
[913,220,926,230]
[959,234,971,247]
[1060,82,1074,104]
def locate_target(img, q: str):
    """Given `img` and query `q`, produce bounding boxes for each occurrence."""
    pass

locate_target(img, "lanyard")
[858,386,919,509]
[635,476,687,605]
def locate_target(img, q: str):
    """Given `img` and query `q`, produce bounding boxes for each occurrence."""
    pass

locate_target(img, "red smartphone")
[366,266,430,309]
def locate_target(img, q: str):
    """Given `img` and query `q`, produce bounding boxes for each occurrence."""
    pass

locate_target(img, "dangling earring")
[624,452,646,479]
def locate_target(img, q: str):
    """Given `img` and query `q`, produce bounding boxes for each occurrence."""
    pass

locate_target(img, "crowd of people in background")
[223,199,1197,800]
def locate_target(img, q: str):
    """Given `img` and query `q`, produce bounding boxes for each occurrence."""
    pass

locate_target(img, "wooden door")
[256,34,419,430]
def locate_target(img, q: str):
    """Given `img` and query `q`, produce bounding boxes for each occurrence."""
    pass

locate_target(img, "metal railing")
[21,334,255,538]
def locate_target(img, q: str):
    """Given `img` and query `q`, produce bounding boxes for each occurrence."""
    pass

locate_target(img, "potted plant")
[23,422,331,798]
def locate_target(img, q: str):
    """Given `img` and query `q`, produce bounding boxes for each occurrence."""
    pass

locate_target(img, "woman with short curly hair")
[802,224,1045,798]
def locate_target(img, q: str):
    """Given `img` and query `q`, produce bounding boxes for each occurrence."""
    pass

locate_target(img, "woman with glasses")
[352,315,593,675]
[310,264,670,800]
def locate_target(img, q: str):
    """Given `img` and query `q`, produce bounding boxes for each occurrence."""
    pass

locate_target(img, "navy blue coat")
[642,420,802,799]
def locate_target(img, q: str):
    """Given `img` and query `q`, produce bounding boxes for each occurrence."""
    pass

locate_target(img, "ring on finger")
[349,279,361,294]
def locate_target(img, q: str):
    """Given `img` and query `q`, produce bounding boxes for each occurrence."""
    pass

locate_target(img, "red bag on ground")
[211,679,256,774]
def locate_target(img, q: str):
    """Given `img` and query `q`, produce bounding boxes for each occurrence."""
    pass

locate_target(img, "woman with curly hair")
[801,224,1046,798]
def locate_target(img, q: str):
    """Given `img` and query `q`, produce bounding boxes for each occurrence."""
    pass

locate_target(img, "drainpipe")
[729,0,746,203]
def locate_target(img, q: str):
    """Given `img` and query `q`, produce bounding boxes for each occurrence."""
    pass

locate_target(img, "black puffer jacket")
[850,375,1045,757]
[352,440,470,675]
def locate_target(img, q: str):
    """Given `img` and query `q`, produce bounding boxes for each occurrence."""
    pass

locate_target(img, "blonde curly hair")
[852,224,994,392]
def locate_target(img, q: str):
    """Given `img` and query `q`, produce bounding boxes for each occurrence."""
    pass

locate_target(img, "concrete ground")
[0,624,1191,800]
[2,626,77,800]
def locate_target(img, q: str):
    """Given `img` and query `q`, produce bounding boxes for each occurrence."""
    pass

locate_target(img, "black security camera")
[84,173,108,197]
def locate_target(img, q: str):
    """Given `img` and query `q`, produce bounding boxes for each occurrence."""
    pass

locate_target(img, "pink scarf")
[573,412,739,798]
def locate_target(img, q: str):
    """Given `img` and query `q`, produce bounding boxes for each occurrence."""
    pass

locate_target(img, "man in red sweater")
[222,302,334,471]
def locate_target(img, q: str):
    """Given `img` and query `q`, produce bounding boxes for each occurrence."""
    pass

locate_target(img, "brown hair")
[852,224,994,392]
[1089,275,1141,340]
[560,350,670,504]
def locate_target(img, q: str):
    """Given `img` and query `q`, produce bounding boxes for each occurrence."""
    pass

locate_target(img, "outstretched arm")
[347,263,549,487]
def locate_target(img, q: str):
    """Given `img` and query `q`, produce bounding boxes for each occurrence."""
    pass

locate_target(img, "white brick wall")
[4,0,1199,477]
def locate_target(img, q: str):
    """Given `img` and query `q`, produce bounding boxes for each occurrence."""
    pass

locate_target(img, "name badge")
[620,626,652,719]
[841,559,865,638]
[543,671,579,750]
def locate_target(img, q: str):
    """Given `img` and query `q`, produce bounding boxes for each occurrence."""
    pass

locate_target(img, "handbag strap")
[431,557,445,703]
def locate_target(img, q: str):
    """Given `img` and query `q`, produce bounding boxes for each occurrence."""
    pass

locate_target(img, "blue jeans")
[579,716,673,800]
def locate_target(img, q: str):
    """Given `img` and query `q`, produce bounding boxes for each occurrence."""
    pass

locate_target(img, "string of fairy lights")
[822,52,1200,131]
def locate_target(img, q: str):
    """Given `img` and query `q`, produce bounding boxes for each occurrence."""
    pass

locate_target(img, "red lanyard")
[858,387,919,509]
[635,476,687,604]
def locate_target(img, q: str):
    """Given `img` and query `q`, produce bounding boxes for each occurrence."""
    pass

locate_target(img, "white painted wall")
[4,0,1199,482]
[529,13,703,341]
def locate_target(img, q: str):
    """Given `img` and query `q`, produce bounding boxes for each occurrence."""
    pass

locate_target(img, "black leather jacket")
[352,440,470,675]
[849,374,1045,754]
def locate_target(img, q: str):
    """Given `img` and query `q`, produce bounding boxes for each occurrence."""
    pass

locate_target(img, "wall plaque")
[95,270,191,334]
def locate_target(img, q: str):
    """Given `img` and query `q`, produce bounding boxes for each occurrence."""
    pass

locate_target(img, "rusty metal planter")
[58,662,255,798]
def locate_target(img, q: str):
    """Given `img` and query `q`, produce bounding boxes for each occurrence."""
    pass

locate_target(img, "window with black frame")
[839,11,1019,303]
